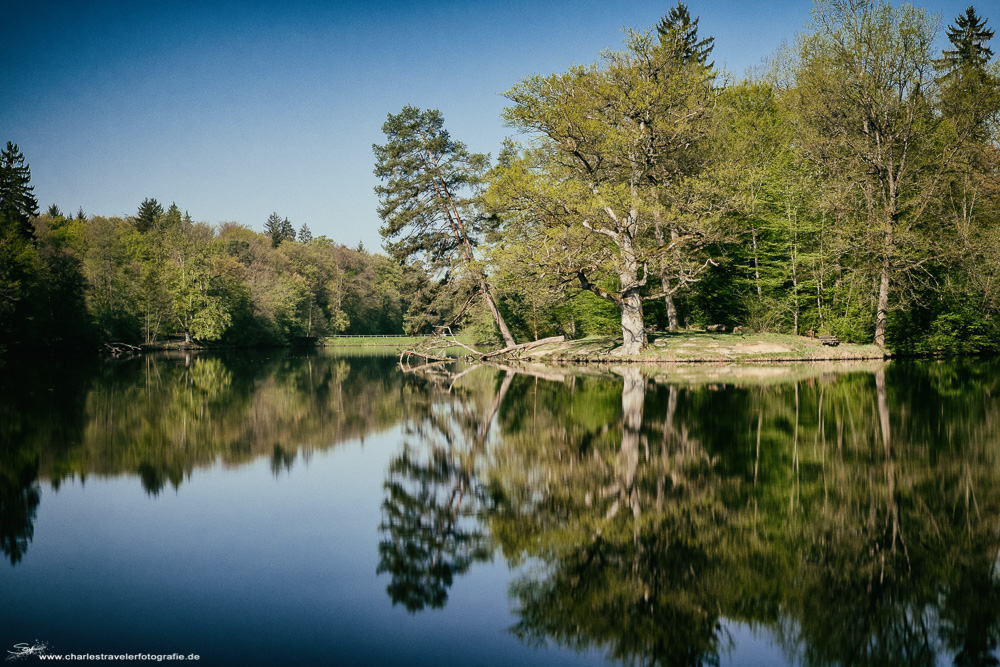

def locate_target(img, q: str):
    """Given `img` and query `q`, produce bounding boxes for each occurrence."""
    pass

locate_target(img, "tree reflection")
[489,366,732,666]
[377,366,511,611]
[0,449,40,566]
[0,356,94,565]
[482,361,1000,666]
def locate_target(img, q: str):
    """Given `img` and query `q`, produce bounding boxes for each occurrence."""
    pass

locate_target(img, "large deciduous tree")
[489,30,718,354]
[373,106,516,347]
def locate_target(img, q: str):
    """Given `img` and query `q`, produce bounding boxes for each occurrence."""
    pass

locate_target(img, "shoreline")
[514,332,891,364]
[9,332,991,365]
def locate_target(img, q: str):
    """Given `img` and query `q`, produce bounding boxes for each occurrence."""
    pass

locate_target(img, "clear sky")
[1,0,980,251]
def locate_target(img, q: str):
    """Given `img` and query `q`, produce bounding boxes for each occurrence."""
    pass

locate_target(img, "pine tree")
[656,2,715,68]
[134,198,164,233]
[935,6,998,137]
[0,142,39,241]
[298,223,312,244]
[264,212,283,247]
[0,142,40,346]
[936,6,995,76]
[374,106,516,346]
[279,217,296,244]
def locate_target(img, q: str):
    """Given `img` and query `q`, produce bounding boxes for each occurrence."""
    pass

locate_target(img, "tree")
[83,216,142,342]
[935,6,998,139]
[656,1,715,69]
[936,6,995,76]
[373,106,516,347]
[264,212,282,247]
[490,30,718,353]
[134,198,163,233]
[298,223,312,244]
[0,142,39,241]
[279,217,296,244]
[0,142,41,346]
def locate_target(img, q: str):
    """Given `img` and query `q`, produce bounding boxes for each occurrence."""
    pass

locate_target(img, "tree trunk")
[614,228,647,355]
[619,287,647,356]
[478,276,516,348]
[664,291,679,332]
[788,203,799,336]
[423,148,517,349]
[751,223,762,298]
[653,215,680,332]
[874,262,890,347]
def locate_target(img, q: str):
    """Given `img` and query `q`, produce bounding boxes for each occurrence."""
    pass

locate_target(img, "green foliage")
[491,29,720,352]
[0,143,43,347]
[4,3,1000,355]
[373,106,489,269]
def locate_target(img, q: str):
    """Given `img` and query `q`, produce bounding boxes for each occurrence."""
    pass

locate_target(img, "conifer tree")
[298,223,312,244]
[374,106,516,347]
[936,6,995,76]
[656,2,715,69]
[134,198,164,233]
[279,217,296,244]
[0,142,39,241]
[264,212,283,247]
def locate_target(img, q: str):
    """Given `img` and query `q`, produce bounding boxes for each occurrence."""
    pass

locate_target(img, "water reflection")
[2,351,999,666]
[480,361,1000,667]
[0,350,412,565]
[377,368,512,611]
[394,358,1000,665]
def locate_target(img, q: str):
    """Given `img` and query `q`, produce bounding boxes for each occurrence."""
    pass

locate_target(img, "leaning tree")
[374,106,515,347]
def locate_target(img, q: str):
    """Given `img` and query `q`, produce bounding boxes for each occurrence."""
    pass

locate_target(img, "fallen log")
[481,336,565,360]
[104,342,142,356]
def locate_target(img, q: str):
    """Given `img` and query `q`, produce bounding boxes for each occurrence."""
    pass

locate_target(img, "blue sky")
[1,0,981,251]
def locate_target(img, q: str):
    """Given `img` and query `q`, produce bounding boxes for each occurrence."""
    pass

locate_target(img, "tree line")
[375,0,1000,354]
[0,172,452,349]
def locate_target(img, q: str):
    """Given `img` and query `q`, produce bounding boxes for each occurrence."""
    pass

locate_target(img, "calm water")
[2,349,999,666]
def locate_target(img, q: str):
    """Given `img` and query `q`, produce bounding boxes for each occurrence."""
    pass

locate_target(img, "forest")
[2,0,998,355]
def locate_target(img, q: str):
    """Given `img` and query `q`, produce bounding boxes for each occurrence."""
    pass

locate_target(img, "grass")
[521,331,888,363]
[319,335,431,348]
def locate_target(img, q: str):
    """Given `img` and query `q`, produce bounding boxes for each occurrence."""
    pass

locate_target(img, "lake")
[2,349,998,666]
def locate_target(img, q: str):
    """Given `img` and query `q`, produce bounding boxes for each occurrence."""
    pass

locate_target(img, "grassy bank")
[520,332,889,363]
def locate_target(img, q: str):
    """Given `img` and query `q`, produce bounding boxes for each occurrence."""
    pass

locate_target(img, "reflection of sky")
[3,0,977,250]
[722,621,799,666]
[0,429,605,665]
